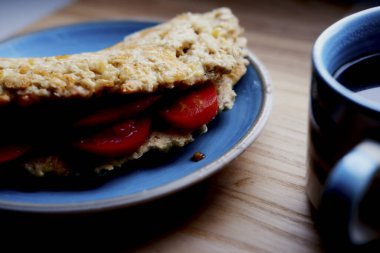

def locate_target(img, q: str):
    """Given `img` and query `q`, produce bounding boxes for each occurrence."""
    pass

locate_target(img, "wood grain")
[3,0,376,252]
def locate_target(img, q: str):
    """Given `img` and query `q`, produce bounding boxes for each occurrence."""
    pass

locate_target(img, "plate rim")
[0,22,272,213]
[0,20,160,45]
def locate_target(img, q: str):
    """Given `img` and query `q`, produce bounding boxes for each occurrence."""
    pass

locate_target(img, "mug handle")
[319,140,380,251]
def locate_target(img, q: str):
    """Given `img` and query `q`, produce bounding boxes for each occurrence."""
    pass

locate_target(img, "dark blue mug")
[307,6,380,252]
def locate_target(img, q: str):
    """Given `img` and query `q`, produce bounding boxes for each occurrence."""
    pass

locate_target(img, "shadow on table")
[309,195,380,253]
[0,179,215,252]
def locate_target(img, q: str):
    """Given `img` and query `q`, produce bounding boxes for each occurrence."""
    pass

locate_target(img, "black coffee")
[334,53,380,104]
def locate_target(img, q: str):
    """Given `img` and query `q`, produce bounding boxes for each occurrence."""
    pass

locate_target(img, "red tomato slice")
[0,145,29,164]
[160,83,218,130]
[76,95,160,127]
[74,117,151,157]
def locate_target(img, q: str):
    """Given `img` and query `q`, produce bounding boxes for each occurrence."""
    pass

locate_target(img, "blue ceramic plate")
[0,21,272,213]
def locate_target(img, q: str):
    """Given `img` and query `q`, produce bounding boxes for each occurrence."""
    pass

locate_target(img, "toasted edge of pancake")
[0,8,247,106]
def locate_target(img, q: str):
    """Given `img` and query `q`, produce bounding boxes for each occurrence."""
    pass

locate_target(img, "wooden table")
[1,0,375,252]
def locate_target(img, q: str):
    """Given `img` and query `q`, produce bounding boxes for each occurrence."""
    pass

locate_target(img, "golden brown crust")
[0,8,247,106]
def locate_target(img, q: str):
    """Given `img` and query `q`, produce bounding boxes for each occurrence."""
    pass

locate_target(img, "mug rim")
[313,6,380,113]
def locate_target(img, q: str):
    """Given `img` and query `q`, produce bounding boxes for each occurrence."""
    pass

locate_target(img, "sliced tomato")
[160,83,218,130]
[74,117,151,157]
[0,144,30,164]
[75,95,160,127]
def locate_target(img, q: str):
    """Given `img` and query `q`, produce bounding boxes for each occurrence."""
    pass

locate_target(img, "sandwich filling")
[0,82,235,176]
[0,8,248,176]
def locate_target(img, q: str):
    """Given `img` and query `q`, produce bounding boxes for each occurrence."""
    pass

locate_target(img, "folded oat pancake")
[0,8,248,176]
